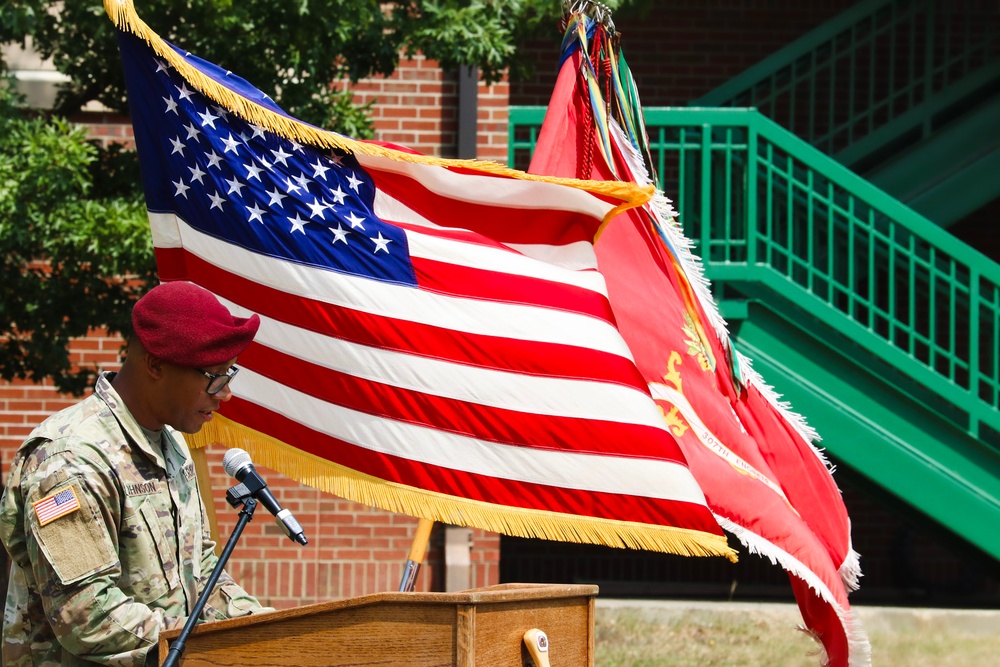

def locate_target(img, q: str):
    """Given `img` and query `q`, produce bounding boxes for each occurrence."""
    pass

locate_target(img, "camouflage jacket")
[0,373,268,667]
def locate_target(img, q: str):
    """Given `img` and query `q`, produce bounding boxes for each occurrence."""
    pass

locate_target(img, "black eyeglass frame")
[196,365,240,395]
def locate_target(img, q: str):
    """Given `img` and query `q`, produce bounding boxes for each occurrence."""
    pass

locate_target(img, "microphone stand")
[162,488,258,667]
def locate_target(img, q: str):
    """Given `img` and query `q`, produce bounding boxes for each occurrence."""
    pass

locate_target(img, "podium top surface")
[162,583,599,639]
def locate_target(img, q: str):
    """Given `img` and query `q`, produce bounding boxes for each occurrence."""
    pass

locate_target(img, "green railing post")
[700,123,712,257]
[746,118,758,267]
[970,273,981,438]
[923,1,936,141]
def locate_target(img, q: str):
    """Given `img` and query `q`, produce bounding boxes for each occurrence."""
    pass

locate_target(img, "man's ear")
[144,352,165,381]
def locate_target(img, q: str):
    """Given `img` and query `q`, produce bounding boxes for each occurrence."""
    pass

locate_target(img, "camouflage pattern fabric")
[0,373,268,667]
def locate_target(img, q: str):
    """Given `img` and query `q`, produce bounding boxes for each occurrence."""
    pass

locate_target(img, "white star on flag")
[265,188,287,208]
[288,213,309,234]
[224,176,245,196]
[246,202,266,224]
[221,133,241,154]
[311,159,330,180]
[371,232,392,254]
[329,185,347,205]
[188,164,206,184]
[345,212,365,230]
[346,172,363,192]
[271,146,292,166]
[329,224,349,244]
[198,108,219,128]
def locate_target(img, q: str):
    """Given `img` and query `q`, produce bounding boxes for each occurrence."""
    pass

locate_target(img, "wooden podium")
[158,583,598,666]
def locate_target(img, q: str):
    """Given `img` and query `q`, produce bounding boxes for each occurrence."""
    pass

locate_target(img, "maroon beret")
[132,282,260,367]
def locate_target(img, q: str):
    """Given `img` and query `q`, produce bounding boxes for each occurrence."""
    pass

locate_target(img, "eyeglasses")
[196,365,240,395]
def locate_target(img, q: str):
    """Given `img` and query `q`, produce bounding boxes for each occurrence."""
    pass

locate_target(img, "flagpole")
[398,518,434,592]
[191,446,223,556]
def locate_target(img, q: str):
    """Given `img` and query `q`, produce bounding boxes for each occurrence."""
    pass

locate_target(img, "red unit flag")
[527,6,871,666]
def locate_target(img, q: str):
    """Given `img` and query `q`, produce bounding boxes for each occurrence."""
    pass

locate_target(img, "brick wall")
[208,450,501,608]
[348,55,509,162]
[0,333,122,460]
[78,112,134,149]
[511,0,857,107]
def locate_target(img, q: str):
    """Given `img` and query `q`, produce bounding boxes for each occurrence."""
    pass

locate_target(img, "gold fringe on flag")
[103,0,653,225]
[192,416,738,561]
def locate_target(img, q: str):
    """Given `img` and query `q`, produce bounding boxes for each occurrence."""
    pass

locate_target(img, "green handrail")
[693,0,1000,167]
[510,105,1000,444]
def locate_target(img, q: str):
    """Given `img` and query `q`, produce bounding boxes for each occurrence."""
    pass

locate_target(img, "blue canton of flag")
[118,32,415,287]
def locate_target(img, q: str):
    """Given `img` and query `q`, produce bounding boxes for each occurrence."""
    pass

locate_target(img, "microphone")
[222,448,308,545]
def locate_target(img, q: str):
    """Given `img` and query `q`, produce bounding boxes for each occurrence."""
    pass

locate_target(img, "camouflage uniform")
[0,373,268,667]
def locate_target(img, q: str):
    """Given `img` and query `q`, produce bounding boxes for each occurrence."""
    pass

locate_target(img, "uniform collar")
[95,371,170,470]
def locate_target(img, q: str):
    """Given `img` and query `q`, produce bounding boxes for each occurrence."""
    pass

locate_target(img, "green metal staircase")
[509,106,1000,561]
[694,0,1000,228]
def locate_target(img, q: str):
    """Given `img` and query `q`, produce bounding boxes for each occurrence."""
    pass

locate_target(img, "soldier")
[0,281,272,667]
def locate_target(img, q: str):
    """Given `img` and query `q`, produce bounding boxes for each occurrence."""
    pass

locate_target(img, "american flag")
[114,22,732,559]
[33,488,81,526]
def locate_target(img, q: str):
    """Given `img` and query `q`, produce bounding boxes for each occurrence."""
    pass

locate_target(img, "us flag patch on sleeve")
[33,487,81,526]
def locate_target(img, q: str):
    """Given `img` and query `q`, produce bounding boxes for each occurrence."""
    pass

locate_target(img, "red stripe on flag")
[390,219,521,252]
[410,256,615,322]
[366,165,600,246]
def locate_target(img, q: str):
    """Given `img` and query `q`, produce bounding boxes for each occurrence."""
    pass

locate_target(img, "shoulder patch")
[33,487,81,526]
[32,480,116,584]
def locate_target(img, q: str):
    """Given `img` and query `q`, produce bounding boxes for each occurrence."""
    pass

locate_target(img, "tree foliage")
[0,81,155,394]
[0,0,586,129]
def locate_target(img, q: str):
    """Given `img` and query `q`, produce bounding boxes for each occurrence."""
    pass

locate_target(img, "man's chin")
[168,411,214,435]
[175,418,210,435]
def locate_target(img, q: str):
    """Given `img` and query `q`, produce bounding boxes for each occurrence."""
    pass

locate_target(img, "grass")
[593,602,1000,666]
